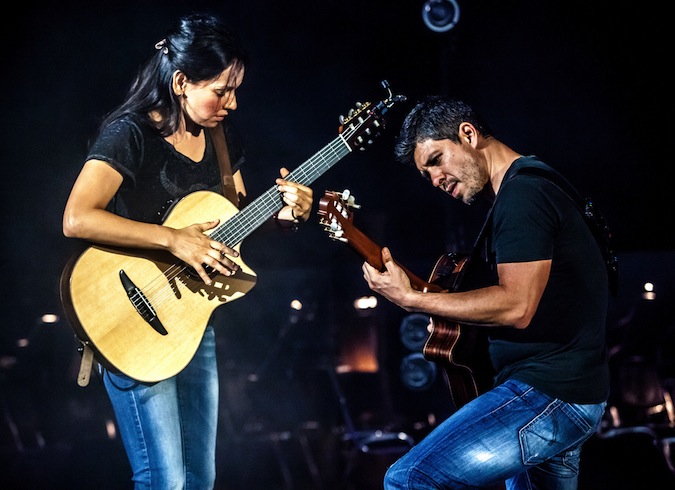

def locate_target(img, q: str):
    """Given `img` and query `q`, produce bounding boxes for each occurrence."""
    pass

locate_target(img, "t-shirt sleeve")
[492,176,561,264]
[86,117,145,185]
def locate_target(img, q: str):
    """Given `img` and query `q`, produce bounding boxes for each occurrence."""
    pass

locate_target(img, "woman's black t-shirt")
[86,114,244,224]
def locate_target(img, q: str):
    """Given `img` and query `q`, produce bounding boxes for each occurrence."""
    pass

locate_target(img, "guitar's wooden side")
[60,191,257,382]
[423,253,495,410]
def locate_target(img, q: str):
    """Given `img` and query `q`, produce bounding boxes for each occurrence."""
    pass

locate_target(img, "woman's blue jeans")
[384,379,606,489]
[102,325,219,489]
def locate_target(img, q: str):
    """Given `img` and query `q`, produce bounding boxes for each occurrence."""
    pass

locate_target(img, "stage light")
[400,352,437,391]
[422,0,460,33]
[399,313,430,351]
[399,314,435,390]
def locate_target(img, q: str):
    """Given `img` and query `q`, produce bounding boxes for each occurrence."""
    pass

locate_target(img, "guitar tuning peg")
[339,101,363,124]
[338,189,361,209]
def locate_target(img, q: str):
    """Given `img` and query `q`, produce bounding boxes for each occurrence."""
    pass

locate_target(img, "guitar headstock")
[317,189,361,242]
[339,80,406,152]
[318,188,437,292]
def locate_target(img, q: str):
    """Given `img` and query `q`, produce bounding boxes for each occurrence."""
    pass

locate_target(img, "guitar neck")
[345,225,443,293]
[206,87,406,249]
[211,135,351,247]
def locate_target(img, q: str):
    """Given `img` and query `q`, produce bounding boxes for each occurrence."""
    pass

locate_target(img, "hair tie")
[154,39,168,54]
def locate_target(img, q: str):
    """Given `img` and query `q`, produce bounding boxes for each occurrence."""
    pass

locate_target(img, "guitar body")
[318,190,496,411]
[423,253,495,410]
[60,191,257,382]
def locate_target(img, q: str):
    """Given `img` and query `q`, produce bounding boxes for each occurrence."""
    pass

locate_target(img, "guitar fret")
[211,136,351,247]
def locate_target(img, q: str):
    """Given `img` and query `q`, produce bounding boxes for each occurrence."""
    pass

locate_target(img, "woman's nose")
[223,94,237,110]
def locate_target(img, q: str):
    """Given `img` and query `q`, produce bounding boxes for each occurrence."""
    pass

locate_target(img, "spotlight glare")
[354,295,378,310]
[106,419,117,439]
[41,313,59,324]
[642,282,656,300]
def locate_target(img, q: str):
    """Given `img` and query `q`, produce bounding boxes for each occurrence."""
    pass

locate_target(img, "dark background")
[2,1,674,488]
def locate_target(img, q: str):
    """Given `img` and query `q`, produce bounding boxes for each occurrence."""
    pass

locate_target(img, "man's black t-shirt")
[488,156,610,404]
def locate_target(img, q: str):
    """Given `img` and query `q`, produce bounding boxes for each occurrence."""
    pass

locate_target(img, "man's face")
[414,138,488,205]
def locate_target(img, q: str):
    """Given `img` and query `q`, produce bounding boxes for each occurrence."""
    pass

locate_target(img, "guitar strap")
[209,124,240,208]
[473,165,618,296]
[74,124,239,387]
[77,344,95,387]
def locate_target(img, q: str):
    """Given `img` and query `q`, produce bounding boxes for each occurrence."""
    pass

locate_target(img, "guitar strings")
[128,121,359,315]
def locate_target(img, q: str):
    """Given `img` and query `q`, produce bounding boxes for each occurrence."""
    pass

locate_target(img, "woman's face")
[181,64,245,129]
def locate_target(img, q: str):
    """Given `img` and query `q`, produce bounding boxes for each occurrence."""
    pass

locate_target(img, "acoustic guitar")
[60,83,406,383]
[318,190,494,409]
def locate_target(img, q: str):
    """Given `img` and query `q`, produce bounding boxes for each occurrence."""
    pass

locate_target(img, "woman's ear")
[171,70,187,96]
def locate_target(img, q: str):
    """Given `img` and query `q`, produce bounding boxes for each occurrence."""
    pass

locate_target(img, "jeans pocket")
[519,399,604,467]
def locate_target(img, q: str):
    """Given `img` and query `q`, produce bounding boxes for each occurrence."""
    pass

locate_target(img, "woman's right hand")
[167,220,239,285]
[65,160,240,285]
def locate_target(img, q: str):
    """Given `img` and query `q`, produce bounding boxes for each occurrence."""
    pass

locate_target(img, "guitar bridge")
[119,269,168,335]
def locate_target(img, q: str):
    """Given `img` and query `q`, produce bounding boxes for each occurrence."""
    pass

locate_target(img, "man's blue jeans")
[384,379,606,489]
[103,325,218,489]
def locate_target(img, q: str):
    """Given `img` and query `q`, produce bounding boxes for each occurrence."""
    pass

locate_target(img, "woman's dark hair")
[394,96,493,166]
[101,13,247,136]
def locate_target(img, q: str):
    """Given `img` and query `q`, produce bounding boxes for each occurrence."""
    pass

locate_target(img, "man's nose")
[429,168,444,188]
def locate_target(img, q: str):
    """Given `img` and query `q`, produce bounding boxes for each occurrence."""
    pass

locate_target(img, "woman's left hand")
[275,167,313,222]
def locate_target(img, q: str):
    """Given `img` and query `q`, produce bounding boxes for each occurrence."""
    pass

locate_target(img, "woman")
[62,12,313,488]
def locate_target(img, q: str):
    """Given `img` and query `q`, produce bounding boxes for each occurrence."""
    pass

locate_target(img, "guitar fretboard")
[211,134,351,247]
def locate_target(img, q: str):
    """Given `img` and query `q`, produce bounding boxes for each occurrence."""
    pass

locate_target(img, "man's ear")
[459,122,476,146]
[171,71,187,96]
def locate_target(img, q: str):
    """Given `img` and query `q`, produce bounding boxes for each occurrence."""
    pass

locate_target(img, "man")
[362,96,611,489]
